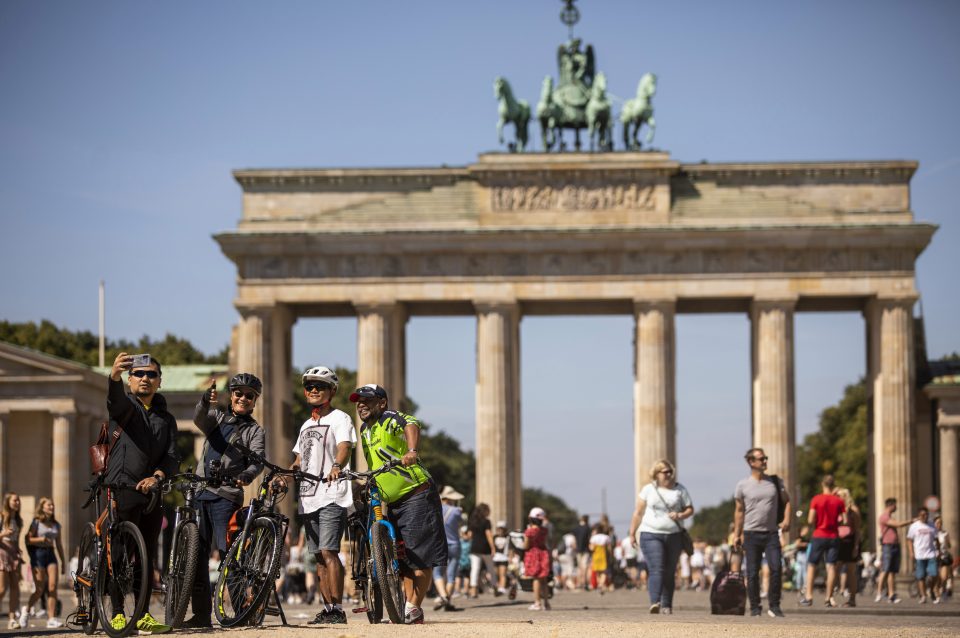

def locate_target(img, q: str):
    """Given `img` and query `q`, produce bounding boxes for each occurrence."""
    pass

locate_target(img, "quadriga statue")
[493,76,530,152]
[621,72,657,150]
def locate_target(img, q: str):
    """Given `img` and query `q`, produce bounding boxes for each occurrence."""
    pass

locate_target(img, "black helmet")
[229,372,262,396]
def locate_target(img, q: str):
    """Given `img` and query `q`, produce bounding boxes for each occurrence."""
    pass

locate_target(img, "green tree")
[689,498,736,544]
[796,379,868,516]
[0,319,227,366]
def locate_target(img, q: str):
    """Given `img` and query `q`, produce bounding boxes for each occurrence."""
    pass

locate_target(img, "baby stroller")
[508,531,555,599]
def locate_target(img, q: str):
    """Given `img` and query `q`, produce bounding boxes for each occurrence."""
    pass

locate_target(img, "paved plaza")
[10,586,959,637]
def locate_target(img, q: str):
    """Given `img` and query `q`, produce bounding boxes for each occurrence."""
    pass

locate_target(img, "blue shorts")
[915,558,938,580]
[881,543,901,573]
[29,547,57,569]
[808,537,839,565]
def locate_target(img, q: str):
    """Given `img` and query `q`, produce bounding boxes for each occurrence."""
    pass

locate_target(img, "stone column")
[938,421,960,560]
[355,303,407,402]
[866,297,916,573]
[235,306,273,503]
[633,300,676,497]
[475,301,522,528]
[355,302,408,470]
[0,409,8,496]
[268,304,294,466]
[750,299,797,511]
[52,411,75,561]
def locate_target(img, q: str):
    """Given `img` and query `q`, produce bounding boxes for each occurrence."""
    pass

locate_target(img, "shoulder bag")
[653,482,694,556]
[89,421,124,475]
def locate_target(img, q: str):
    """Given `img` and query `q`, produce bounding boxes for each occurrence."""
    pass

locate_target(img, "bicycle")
[159,464,237,628]
[336,460,406,625]
[70,475,158,637]
[212,442,323,627]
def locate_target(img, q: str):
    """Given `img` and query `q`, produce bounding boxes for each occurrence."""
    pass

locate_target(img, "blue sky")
[2,1,957,531]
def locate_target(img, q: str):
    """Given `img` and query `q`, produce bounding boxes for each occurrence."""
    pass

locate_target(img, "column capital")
[236,304,275,321]
[633,297,676,314]
[353,300,402,315]
[473,299,519,315]
[864,295,918,316]
[750,296,798,313]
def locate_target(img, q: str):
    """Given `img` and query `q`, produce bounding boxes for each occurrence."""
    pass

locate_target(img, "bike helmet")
[302,365,339,391]
[228,372,262,396]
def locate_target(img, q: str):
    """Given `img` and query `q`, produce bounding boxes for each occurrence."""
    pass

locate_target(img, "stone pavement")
[8,586,959,636]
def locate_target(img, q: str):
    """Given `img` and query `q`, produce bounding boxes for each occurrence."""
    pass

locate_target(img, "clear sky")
[2,1,958,532]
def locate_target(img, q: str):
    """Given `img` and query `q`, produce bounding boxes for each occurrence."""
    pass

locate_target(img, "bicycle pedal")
[352,606,368,613]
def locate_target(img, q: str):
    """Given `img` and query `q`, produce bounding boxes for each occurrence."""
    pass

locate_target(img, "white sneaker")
[46,617,64,628]
[34,609,46,619]
[7,619,19,630]
[18,607,28,628]
[919,595,927,604]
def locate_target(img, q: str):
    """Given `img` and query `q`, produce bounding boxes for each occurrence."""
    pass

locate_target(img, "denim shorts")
[808,537,839,565]
[881,543,901,573]
[303,503,347,552]
[387,483,447,571]
[29,547,57,569]
[915,557,938,580]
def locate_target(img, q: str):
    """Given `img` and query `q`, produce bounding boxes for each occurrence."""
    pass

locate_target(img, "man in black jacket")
[106,352,179,634]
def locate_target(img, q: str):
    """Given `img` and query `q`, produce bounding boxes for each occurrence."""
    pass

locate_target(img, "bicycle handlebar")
[229,441,324,485]
[82,477,160,514]
[335,459,402,482]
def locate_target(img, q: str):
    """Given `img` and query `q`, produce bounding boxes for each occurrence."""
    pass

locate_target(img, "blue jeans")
[639,532,682,608]
[192,496,240,620]
[743,531,782,611]
[433,542,461,584]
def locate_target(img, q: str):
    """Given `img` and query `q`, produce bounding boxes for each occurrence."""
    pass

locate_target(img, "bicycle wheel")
[94,521,149,638]
[164,520,199,628]
[76,523,99,635]
[371,523,405,624]
[353,537,382,624]
[214,516,282,627]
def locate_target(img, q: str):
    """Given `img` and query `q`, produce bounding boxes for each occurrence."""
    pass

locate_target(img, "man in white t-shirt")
[906,507,941,603]
[286,366,357,625]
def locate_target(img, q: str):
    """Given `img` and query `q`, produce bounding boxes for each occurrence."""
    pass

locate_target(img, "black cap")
[349,384,388,403]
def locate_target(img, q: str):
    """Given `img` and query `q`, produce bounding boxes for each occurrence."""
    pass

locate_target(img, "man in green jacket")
[350,384,447,625]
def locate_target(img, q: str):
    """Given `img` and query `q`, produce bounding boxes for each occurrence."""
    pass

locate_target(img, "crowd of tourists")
[0,353,956,629]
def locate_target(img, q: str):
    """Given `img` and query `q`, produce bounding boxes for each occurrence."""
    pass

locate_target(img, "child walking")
[524,507,551,611]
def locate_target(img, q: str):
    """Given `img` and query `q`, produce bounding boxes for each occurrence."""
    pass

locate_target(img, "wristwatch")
[332,462,342,469]
[153,473,163,482]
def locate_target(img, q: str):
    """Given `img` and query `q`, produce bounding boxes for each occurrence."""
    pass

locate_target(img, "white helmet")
[302,366,339,391]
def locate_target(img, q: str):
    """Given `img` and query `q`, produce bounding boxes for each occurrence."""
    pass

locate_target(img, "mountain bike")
[159,464,236,628]
[212,442,323,627]
[336,460,406,625]
[70,475,158,637]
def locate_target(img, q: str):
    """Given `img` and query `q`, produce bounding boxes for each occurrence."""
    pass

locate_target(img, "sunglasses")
[232,389,258,401]
[304,383,332,393]
[130,370,159,379]
[659,469,673,475]
[751,456,769,462]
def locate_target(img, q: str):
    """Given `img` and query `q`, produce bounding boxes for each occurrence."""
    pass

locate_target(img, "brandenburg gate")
[216,152,935,531]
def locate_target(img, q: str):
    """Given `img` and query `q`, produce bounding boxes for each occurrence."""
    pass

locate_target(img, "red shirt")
[810,493,846,539]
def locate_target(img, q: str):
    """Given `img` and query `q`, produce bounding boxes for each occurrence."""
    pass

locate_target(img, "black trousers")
[112,490,163,614]
[743,530,782,611]
[191,497,240,620]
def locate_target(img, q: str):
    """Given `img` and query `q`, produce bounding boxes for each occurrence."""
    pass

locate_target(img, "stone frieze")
[240,247,914,280]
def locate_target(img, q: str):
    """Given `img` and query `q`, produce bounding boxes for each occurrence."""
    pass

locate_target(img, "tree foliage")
[690,498,735,545]
[0,319,227,366]
[796,379,868,516]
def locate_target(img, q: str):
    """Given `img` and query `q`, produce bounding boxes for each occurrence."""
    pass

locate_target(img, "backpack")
[765,474,786,524]
[710,567,746,615]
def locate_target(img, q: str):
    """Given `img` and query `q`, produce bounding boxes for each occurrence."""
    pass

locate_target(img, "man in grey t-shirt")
[733,447,791,618]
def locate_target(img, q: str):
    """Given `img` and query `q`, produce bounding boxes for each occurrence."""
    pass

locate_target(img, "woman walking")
[836,488,861,606]
[467,503,496,598]
[24,497,64,628]
[628,459,694,614]
[0,493,24,629]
